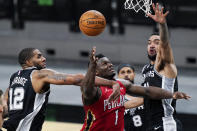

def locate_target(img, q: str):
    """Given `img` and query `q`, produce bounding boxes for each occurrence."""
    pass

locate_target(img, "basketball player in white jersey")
[142,3,187,131]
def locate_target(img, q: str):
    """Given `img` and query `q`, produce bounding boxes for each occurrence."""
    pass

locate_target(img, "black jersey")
[3,67,50,131]
[142,64,178,131]
[124,96,145,131]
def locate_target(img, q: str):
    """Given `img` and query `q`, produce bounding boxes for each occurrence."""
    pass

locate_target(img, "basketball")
[79,10,106,36]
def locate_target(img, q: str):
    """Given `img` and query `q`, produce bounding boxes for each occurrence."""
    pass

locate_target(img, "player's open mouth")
[150,49,156,54]
[43,63,46,67]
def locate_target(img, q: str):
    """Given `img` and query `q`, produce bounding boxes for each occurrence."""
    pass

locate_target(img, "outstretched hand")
[147,3,169,24]
[173,92,191,100]
[89,46,98,66]
[108,83,120,102]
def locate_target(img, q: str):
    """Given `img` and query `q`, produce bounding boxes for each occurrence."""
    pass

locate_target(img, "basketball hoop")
[124,0,152,17]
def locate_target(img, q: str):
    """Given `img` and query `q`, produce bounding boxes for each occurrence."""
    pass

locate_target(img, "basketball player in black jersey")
[117,64,145,131]
[0,48,123,131]
[141,3,186,131]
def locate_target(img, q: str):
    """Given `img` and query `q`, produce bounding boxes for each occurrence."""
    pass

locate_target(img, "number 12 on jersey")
[9,87,25,110]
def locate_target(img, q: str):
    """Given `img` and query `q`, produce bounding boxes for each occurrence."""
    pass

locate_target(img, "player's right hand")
[89,46,98,66]
[147,3,169,24]
[173,91,191,100]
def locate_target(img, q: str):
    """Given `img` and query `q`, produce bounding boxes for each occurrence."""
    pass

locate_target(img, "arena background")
[0,0,197,130]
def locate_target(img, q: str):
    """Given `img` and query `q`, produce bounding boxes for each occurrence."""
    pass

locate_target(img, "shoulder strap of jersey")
[141,64,150,74]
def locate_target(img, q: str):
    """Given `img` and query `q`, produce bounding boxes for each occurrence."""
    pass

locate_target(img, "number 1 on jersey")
[115,110,119,125]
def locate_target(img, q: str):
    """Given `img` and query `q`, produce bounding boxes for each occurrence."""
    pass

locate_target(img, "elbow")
[3,111,8,119]
[77,73,84,78]
[2,106,8,118]
[75,74,84,86]
[81,87,95,99]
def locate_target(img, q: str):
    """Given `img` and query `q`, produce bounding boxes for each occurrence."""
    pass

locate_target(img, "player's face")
[30,49,46,69]
[96,57,116,79]
[118,67,135,82]
[147,35,160,61]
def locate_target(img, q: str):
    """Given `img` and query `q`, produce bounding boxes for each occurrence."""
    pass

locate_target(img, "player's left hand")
[173,91,191,100]
[147,3,169,24]
[108,83,120,102]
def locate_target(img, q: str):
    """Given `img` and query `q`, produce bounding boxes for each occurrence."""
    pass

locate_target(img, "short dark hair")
[95,53,105,59]
[117,63,135,74]
[151,32,159,36]
[18,48,36,66]
[87,53,106,67]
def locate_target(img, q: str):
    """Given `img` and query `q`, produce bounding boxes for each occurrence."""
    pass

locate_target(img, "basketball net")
[124,0,152,17]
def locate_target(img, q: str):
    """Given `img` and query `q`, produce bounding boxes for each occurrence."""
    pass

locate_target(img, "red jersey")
[81,81,126,131]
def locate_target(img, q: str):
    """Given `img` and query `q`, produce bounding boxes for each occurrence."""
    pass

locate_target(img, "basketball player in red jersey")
[0,48,120,131]
[80,47,190,131]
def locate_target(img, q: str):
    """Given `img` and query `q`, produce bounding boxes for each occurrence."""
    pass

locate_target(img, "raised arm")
[120,79,190,100]
[81,47,120,105]
[80,47,98,102]
[147,3,175,66]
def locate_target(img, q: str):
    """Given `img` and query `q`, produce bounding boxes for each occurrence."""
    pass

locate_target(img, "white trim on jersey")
[30,70,35,82]
[161,76,177,131]
[16,91,48,131]
[141,64,148,74]
[162,116,177,131]
[153,67,163,78]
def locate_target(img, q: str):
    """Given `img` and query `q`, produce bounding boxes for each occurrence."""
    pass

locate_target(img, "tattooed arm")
[31,68,119,94]
[32,69,84,93]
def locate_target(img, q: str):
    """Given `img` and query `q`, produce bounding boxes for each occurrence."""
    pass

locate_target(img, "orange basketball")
[79,10,106,36]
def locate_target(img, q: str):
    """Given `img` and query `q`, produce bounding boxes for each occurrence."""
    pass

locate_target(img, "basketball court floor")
[1,121,82,131]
